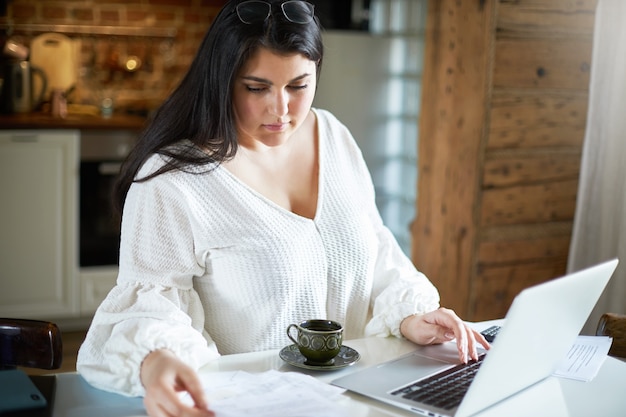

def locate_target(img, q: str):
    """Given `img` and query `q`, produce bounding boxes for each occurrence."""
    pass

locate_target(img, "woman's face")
[232,47,317,149]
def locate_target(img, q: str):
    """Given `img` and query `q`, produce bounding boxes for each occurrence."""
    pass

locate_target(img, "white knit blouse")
[76,108,440,396]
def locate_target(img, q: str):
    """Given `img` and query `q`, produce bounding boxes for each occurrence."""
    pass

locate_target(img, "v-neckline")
[217,109,324,221]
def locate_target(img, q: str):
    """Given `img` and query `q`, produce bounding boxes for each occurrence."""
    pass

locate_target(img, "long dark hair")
[113,0,324,215]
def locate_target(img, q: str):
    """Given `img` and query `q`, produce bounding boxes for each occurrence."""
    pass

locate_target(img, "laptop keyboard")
[390,354,486,410]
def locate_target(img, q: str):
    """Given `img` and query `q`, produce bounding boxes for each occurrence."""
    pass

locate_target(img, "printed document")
[552,335,612,381]
[180,369,346,417]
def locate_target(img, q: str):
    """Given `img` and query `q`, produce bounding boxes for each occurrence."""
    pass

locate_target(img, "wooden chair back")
[0,318,63,370]
[596,312,626,359]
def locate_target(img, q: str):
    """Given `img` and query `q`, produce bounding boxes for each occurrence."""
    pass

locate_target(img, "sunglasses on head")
[235,0,315,25]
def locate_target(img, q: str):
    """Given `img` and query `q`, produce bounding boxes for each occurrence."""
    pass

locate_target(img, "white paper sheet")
[552,335,612,382]
[180,370,346,417]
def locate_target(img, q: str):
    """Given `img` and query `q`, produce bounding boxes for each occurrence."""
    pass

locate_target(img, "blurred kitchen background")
[0,0,428,254]
[0,0,430,335]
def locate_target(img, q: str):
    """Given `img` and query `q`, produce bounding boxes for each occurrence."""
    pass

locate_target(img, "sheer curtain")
[567,0,626,334]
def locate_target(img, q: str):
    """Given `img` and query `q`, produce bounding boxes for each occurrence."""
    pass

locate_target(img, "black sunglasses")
[236,0,315,25]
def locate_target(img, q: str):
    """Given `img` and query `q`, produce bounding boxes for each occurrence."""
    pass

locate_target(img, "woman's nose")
[269,90,289,116]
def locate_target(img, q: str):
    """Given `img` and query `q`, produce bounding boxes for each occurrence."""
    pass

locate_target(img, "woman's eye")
[244,84,308,93]
[246,85,267,93]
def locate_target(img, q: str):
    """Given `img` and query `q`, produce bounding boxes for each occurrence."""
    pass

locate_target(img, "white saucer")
[279,344,360,370]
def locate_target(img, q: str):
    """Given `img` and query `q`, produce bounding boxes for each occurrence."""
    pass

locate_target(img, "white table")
[53,329,626,416]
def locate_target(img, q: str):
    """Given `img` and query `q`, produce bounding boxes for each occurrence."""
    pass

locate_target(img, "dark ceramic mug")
[287,319,343,365]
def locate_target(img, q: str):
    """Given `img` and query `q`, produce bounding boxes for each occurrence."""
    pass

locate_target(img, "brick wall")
[2,0,227,112]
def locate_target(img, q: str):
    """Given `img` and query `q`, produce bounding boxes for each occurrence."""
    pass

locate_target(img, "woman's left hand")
[400,307,490,363]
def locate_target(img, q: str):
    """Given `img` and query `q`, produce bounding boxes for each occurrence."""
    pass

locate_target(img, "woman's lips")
[263,122,288,131]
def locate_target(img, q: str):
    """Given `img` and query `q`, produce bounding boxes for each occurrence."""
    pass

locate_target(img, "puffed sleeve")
[76,157,219,397]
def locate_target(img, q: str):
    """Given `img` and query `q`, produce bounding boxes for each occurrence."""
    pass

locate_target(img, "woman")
[77,1,489,416]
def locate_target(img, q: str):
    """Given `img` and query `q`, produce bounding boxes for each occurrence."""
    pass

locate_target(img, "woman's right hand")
[140,349,215,417]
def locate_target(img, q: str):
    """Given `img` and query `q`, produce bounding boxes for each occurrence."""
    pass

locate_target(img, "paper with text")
[181,370,346,417]
[552,335,612,381]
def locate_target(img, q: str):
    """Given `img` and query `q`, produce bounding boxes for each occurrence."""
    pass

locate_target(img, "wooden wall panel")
[497,0,597,36]
[471,0,596,319]
[493,38,592,89]
[470,260,567,320]
[483,151,581,187]
[480,180,578,226]
[488,124,585,149]
[497,0,597,9]
[488,93,588,149]
[478,225,571,265]
[412,0,495,315]
[415,0,596,321]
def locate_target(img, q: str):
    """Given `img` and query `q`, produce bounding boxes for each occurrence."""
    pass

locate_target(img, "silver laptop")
[332,259,619,417]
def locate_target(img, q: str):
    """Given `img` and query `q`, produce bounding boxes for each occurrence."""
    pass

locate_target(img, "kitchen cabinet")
[0,130,79,319]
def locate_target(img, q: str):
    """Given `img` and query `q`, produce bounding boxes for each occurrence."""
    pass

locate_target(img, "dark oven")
[79,130,136,267]
[308,0,370,31]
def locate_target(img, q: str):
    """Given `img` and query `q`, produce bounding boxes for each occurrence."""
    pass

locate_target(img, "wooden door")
[413,0,598,320]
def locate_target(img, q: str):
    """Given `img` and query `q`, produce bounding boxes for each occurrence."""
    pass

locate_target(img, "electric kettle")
[0,60,47,113]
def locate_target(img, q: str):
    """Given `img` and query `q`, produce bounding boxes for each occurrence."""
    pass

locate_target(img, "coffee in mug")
[286,319,343,365]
